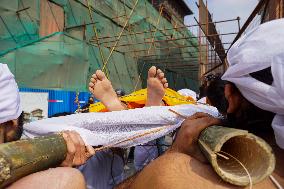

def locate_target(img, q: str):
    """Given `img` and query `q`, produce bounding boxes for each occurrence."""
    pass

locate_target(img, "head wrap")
[0,63,22,124]
[222,19,284,149]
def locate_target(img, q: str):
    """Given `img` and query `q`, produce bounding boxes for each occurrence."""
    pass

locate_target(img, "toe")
[157,69,162,76]
[96,70,106,80]
[163,83,168,88]
[158,72,164,79]
[161,78,167,84]
[148,66,157,78]
[89,82,94,87]
[92,74,97,79]
[90,78,96,84]
[93,74,98,80]
[88,87,94,92]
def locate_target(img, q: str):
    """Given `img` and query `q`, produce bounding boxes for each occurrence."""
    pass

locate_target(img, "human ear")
[224,84,239,113]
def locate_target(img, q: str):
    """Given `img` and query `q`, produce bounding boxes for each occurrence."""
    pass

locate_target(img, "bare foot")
[89,70,125,111]
[146,66,168,106]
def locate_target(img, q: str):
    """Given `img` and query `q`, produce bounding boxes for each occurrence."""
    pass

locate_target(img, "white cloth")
[0,63,22,124]
[197,97,207,104]
[222,19,284,149]
[177,89,197,101]
[24,104,218,148]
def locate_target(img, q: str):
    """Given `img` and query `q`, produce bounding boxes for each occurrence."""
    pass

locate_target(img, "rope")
[101,0,139,72]
[94,124,172,153]
[219,151,253,189]
[85,0,110,79]
[269,175,283,189]
[133,6,164,92]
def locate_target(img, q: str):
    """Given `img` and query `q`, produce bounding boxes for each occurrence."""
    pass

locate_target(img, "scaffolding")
[204,0,284,76]
[0,0,202,92]
[0,0,257,93]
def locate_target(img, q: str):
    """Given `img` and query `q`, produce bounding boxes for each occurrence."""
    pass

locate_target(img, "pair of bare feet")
[88,66,168,110]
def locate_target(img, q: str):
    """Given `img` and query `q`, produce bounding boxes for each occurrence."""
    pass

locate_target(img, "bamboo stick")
[198,126,275,186]
[169,110,275,186]
[0,134,67,188]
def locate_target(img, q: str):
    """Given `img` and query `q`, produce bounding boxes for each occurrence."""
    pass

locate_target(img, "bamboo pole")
[92,32,238,45]
[199,126,275,186]
[0,134,67,188]
[94,18,240,40]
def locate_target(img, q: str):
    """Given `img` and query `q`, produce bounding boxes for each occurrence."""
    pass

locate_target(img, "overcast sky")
[184,0,258,49]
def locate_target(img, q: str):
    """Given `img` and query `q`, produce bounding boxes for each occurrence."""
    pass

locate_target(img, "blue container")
[19,88,96,117]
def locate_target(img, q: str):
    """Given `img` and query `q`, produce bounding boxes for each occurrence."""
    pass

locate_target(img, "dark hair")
[206,76,228,114]
[238,67,275,136]
[14,112,24,141]
[250,67,273,85]
[51,112,73,118]
[206,67,275,137]
[115,89,126,97]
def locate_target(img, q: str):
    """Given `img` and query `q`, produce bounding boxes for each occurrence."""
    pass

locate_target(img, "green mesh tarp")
[0,0,200,93]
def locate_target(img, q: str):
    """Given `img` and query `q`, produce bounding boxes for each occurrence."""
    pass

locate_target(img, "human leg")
[128,151,275,189]
[8,167,86,189]
[134,66,169,170]
[88,70,126,111]
[145,66,168,107]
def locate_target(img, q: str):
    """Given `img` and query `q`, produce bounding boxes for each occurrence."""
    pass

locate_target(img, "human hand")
[60,131,95,167]
[171,112,221,162]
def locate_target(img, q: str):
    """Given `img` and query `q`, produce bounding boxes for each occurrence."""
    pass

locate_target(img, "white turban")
[222,19,284,149]
[0,63,22,124]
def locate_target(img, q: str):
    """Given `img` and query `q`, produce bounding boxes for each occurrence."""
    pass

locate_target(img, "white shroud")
[24,104,218,148]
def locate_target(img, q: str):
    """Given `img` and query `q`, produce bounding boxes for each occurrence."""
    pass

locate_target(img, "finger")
[61,131,76,167]
[74,131,87,164]
[195,117,221,133]
[187,112,211,120]
[85,145,96,158]
[68,131,83,166]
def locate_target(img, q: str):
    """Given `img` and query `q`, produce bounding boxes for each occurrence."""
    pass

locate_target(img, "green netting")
[0,0,200,93]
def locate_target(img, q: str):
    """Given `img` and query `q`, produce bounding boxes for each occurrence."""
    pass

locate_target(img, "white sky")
[184,0,258,49]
